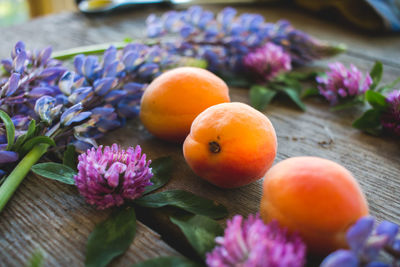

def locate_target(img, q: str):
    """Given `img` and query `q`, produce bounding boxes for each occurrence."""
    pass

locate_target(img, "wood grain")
[0,172,179,266]
[0,4,400,266]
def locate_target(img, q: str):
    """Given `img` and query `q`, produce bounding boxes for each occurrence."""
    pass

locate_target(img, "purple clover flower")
[316,62,372,105]
[381,90,400,136]
[74,144,153,209]
[206,214,306,267]
[243,42,291,81]
[321,216,400,267]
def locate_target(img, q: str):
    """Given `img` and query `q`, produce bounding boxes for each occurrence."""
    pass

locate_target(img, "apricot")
[183,102,277,188]
[139,67,230,142]
[260,157,369,255]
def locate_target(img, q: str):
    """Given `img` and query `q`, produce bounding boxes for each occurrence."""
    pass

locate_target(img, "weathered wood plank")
[0,5,399,266]
[0,174,180,266]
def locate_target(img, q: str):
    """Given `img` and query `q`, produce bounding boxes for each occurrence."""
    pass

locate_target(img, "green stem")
[52,39,159,60]
[0,143,49,212]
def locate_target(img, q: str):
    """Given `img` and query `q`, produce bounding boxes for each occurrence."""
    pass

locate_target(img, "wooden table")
[1,4,400,266]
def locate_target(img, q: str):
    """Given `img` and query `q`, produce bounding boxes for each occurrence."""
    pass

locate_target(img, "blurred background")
[0,0,76,26]
[0,0,399,32]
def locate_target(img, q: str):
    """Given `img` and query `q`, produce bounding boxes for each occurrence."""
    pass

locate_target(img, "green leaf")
[0,110,15,150]
[135,190,228,219]
[86,207,136,267]
[21,136,55,155]
[249,85,277,111]
[26,250,45,267]
[352,109,382,135]
[301,87,320,98]
[63,145,77,171]
[31,162,76,185]
[280,87,307,111]
[13,120,37,151]
[227,78,251,88]
[369,61,383,90]
[378,76,400,93]
[285,71,322,81]
[275,75,303,93]
[124,37,133,43]
[170,213,223,258]
[365,90,388,110]
[144,156,173,195]
[132,256,200,267]
[330,98,364,111]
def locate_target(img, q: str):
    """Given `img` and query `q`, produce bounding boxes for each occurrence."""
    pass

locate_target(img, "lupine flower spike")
[206,214,306,267]
[316,62,372,105]
[146,6,344,73]
[74,144,153,209]
[321,216,400,267]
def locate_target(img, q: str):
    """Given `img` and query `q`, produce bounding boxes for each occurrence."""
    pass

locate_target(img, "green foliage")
[248,72,312,111]
[86,208,136,267]
[369,61,383,91]
[144,156,174,195]
[279,86,306,111]
[249,85,277,111]
[330,98,364,111]
[20,136,55,155]
[353,109,383,135]
[365,90,388,110]
[284,71,322,81]
[26,250,45,267]
[170,213,223,258]
[63,145,78,171]
[31,162,76,185]
[13,120,36,152]
[301,87,320,98]
[352,89,392,135]
[377,76,400,93]
[0,110,15,150]
[135,190,228,219]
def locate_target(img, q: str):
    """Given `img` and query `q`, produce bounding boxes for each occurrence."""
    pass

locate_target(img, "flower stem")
[52,39,159,60]
[0,143,49,212]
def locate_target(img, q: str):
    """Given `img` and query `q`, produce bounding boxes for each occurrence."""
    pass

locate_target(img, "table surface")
[1,4,400,266]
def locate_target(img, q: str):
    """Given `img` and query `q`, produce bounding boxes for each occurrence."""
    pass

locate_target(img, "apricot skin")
[260,156,369,255]
[183,102,277,188]
[139,67,230,142]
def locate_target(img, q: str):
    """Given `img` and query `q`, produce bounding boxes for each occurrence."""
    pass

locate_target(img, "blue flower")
[322,216,400,266]
[60,103,91,127]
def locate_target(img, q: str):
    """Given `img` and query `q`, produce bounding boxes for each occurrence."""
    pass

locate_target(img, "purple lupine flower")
[206,214,306,267]
[243,42,291,81]
[381,90,400,136]
[0,41,66,133]
[74,144,153,209]
[146,6,343,73]
[34,95,63,124]
[321,216,400,267]
[0,150,19,164]
[316,62,373,105]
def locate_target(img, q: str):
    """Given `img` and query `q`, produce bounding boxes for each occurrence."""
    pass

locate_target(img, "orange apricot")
[183,102,277,188]
[260,156,369,255]
[139,67,230,142]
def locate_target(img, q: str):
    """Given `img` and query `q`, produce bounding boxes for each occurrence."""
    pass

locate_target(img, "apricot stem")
[209,141,221,153]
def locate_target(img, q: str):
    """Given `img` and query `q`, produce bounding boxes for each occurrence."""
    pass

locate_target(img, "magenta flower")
[317,62,372,105]
[74,144,153,209]
[243,42,292,81]
[206,214,306,267]
[381,90,400,136]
